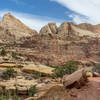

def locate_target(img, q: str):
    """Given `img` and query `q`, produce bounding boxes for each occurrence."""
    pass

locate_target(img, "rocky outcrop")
[0,76,37,95]
[40,23,57,36]
[22,64,55,76]
[0,13,38,43]
[57,22,74,39]
[63,69,88,88]
[1,13,100,65]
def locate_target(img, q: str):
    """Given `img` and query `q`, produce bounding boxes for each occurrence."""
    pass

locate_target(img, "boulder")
[63,69,88,88]
[93,72,100,77]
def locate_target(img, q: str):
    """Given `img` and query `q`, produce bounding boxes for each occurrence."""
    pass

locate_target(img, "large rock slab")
[63,69,88,88]
[22,64,55,76]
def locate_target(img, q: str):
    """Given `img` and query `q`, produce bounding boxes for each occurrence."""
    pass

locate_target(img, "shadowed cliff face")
[0,13,100,65]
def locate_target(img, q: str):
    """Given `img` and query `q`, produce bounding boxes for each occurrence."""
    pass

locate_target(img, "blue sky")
[0,0,100,31]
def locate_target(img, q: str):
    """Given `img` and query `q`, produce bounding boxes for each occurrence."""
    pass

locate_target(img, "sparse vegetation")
[5,91,10,100]
[1,48,6,56]
[12,52,18,59]
[28,85,37,97]
[12,93,19,100]
[2,68,17,80]
[18,53,22,56]
[33,71,42,79]
[52,61,78,78]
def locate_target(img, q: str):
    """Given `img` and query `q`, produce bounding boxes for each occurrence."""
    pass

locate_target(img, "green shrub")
[2,68,17,80]
[1,48,6,56]
[18,53,22,56]
[0,88,3,96]
[92,64,100,74]
[52,61,78,78]
[63,61,78,74]
[0,95,4,100]
[12,93,19,100]
[12,52,18,59]
[33,71,41,79]
[28,85,37,97]
[5,91,10,100]
[0,88,4,100]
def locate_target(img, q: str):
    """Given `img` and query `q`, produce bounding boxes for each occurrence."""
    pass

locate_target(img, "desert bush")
[52,61,78,78]
[0,96,4,100]
[0,88,4,100]
[18,53,22,56]
[28,85,37,97]
[0,88,3,97]
[92,64,100,74]
[33,71,41,79]
[2,68,17,80]
[12,93,19,100]
[1,48,6,56]
[63,61,78,74]
[12,52,18,59]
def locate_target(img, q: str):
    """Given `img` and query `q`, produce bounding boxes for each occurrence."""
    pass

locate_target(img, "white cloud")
[50,0,100,24]
[0,10,62,32]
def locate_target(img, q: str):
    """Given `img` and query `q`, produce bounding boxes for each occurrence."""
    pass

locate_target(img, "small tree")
[28,85,37,97]
[1,48,6,56]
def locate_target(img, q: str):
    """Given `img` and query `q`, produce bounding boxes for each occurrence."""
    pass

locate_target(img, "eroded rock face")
[40,23,57,36]
[1,13,100,65]
[0,76,37,95]
[0,13,38,43]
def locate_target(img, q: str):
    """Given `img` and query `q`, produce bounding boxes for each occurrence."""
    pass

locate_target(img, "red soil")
[69,77,100,100]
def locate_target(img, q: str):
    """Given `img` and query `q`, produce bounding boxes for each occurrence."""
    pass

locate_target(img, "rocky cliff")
[0,13,100,65]
[0,13,37,43]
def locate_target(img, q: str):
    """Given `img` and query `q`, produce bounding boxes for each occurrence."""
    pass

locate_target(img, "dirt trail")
[70,77,100,100]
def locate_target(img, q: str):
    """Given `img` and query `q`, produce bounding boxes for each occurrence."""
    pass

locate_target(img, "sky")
[0,0,100,32]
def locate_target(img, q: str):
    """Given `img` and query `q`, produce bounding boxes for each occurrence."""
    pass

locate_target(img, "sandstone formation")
[22,64,55,76]
[40,23,57,36]
[0,13,100,65]
[0,76,37,95]
[0,13,37,43]
[62,69,88,88]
